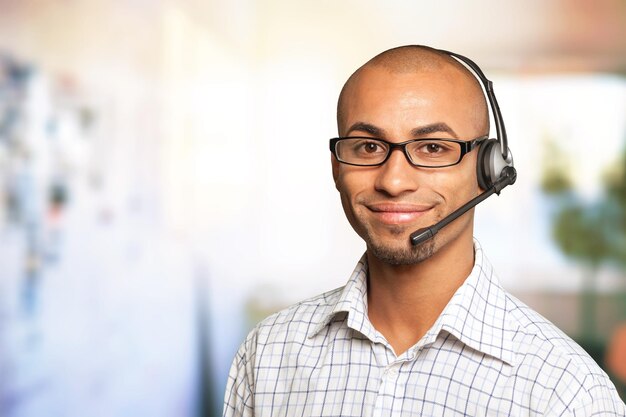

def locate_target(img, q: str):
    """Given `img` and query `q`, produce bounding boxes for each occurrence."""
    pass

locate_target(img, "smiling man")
[223,46,626,416]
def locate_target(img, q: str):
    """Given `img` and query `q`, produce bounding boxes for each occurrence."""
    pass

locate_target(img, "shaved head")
[337,45,489,136]
[332,45,490,267]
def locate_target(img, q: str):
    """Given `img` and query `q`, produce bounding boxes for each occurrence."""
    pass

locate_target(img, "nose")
[374,148,421,197]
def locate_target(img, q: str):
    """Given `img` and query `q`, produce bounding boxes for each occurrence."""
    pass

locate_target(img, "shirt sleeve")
[545,371,626,416]
[222,331,257,417]
[570,375,626,417]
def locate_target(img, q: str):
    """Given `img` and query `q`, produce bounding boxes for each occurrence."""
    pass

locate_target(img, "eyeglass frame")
[329,135,488,168]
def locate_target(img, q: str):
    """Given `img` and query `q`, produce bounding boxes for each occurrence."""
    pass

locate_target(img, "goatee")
[367,237,436,265]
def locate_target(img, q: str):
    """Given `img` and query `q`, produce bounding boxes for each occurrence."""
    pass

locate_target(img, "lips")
[366,203,434,225]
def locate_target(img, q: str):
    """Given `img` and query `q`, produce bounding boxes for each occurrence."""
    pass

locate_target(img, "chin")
[366,233,437,266]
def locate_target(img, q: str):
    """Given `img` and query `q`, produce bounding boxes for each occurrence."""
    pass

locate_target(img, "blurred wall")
[0,1,625,415]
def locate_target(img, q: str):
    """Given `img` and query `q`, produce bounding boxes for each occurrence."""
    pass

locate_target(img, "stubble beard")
[365,224,437,266]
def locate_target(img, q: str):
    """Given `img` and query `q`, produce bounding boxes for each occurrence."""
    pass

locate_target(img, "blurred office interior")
[0,1,625,416]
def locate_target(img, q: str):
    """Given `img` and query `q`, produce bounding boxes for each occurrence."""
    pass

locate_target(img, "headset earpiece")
[477,139,513,190]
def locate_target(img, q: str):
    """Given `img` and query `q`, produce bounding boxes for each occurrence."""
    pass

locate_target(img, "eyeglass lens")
[335,138,462,167]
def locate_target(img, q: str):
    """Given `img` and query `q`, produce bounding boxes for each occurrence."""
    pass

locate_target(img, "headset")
[440,49,515,189]
[329,47,518,246]
[408,48,518,246]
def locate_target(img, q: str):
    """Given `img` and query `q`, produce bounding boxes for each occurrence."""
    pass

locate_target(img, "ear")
[331,154,340,191]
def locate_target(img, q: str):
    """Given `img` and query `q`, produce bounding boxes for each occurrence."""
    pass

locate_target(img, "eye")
[352,139,386,156]
[424,143,443,153]
[414,141,454,156]
[361,141,382,153]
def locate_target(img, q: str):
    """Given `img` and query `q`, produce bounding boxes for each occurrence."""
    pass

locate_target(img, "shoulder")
[240,285,344,353]
[224,289,346,417]
[504,293,625,413]
[505,292,599,371]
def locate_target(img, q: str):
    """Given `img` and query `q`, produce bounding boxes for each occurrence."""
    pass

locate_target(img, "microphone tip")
[410,227,435,246]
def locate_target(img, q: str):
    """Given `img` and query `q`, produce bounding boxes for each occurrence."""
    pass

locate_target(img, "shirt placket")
[370,340,410,417]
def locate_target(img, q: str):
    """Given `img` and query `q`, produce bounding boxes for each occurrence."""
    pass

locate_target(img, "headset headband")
[437,49,509,161]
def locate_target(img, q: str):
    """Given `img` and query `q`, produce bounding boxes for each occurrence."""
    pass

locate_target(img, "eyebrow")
[345,122,384,136]
[345,122,458,139]
[411,123,458,138]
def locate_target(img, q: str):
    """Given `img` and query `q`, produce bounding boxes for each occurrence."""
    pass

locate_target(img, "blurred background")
[0,0,625,416]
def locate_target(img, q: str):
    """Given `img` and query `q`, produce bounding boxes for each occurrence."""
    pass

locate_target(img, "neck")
[366,233,475,355]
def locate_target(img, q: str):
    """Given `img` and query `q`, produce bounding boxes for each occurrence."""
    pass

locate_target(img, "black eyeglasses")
[329,136,487,168]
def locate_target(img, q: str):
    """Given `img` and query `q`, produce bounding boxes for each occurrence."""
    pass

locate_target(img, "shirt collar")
[308,254,383,343]
[309,239,517,366]
[423,240,517,365]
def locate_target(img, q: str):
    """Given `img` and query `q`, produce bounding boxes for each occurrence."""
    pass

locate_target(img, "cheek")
[429,163,480,203]
[335,173,368,236]
[335,170,372,220]
[336,169,370,199]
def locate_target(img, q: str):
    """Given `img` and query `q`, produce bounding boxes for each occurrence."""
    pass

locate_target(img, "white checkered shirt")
[223,240,626,416]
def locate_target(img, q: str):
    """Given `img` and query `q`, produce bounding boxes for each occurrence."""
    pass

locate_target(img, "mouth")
[366,203,434,225]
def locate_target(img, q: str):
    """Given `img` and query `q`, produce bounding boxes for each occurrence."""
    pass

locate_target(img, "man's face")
[332,66,484,265]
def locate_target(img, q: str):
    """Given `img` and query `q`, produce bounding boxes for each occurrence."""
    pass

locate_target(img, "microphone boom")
[409,166,517,246]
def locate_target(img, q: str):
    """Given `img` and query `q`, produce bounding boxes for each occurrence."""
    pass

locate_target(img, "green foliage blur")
[541,135,626,399]
[542,138,626,270]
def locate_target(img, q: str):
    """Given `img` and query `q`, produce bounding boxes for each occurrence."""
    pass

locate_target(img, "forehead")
[341,66,484,138]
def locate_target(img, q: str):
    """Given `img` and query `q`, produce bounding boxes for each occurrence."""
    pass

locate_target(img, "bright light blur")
[1,1,625,416]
